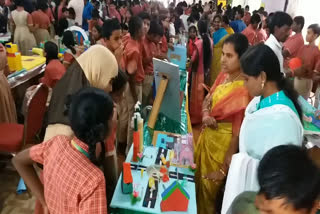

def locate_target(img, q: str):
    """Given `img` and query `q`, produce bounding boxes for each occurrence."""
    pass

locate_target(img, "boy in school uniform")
[12,87,114,214]
[123,16,144,153]
[294,24,320,99]
[141,20,164,107]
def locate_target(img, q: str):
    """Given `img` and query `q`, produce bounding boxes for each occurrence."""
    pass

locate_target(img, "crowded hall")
[1,0,320,213]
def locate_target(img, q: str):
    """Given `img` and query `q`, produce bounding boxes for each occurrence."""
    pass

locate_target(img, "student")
[105,69,128,208]
[91,24,102,45]
[100,18,123,66]
[229,145,320,214]
[294,24,320,99]
[67,7,76,27]
[265,12,292,75]
[108,0,121,22]
[283,16,305,59]
[43,45,118,142]
[88,8,103,35]
[13,87,113,214]
[255,145,320,214]
[62,30,77,68]
[222,44,304,213]
[138,12,151,36]
[243,5,251,26]
[141,20,164,107]
[187,25,199,58]
[241,13,262,45]
[82,0,93,31]
[230,8,247,33]
[40,41,66,88]
[189,19,212,125]
[123,16,144,153]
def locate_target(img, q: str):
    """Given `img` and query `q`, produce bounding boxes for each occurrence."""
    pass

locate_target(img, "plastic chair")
[0,83,49,153]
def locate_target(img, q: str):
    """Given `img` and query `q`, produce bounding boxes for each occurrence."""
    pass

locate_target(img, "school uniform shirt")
[266,34,284,74]
[297,45,320,71]
[40,59,66,88]
[284,33,305,58]
[142,36,158,75]
[29,135,107,214]
[123,37,145,83]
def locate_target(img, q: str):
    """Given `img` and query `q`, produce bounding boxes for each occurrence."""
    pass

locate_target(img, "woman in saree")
[222,15,234,35]
[195,33,250,214]
[210,15,230,85]
[189,20,213,125]
[221,44,304,214]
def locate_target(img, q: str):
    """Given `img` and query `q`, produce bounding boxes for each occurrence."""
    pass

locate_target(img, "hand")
[168,43,174,51]
[202,116,217,129]
[0,45,4,52]
[203,4,210,13]
[294,65,313,79]
[202,94,212,110]
[202,170,225,182]
[114,44,123,61]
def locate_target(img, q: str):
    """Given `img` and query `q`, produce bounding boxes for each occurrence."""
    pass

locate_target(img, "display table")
[110,145,197,214]
[8,56,46,89]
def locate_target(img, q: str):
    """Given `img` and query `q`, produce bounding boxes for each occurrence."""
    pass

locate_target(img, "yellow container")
[5,43,18,54]
[7,56,15,72]
[14,52,23,71]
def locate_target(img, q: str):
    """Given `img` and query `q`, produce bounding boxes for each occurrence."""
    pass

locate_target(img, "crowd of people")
[1,0,320,213]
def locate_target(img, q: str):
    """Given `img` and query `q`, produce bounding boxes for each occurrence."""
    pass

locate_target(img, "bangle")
[202,109,209,113]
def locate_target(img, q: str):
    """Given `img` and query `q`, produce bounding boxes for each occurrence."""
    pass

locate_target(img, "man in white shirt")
[265,12,292,75]
[68,0,84,26]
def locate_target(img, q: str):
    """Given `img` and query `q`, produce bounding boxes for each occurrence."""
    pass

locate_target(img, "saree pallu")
[195,73,250,214]
[210,28,229,85]
[189,39,212,124]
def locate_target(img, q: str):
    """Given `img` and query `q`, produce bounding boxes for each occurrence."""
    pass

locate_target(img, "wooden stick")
[148,75,169,129]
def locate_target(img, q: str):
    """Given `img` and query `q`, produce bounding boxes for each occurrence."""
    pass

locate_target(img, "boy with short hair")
[241,13,262,45]
[229,145,320,214]
[294,24,320,99]
[230,8,247,33]
[141,20,164,107]
[138,11,151,37]
[123,16,144,153]
[100,18,123,66]
[283,16,305,59]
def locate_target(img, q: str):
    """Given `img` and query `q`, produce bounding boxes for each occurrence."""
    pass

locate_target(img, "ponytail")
[201,33,212,72]
[86,123,106,166]
[277,78,303,122]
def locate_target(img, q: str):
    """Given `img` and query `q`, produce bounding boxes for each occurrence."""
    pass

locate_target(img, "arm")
[12,149,47,210]
[27,13,35,32]
[127,60,138,102]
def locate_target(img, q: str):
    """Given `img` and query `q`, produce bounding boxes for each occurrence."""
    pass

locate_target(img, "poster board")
[153,58,181,124]
[167,44,187,70]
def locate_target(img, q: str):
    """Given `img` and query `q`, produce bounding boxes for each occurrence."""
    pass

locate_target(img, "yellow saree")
[195,72,250,214]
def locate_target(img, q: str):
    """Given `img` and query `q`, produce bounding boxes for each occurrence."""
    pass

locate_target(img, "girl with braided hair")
[13,87,114,214]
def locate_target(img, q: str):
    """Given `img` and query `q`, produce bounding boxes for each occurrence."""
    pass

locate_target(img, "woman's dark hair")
[68,7,76,18]
[197,19,212,72]
[36,0,48,11]
[68,87,114,167]
[62,30,76,55]
[240,44,302,121]
[148,20,163,37]
[258,145,320,212]
[224,33,249,58]
[222,15,229,25]
[268,11,293,34]
[112,69,128,92]
[44,41,58,64]
[58,18,68,37]
[250,13,261,25]
[138,11,151,21]
[128,16,143,38]
[14,0,23,7]
[213,14,222,22]
[93,24,102,38]
[91,8,100,19]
